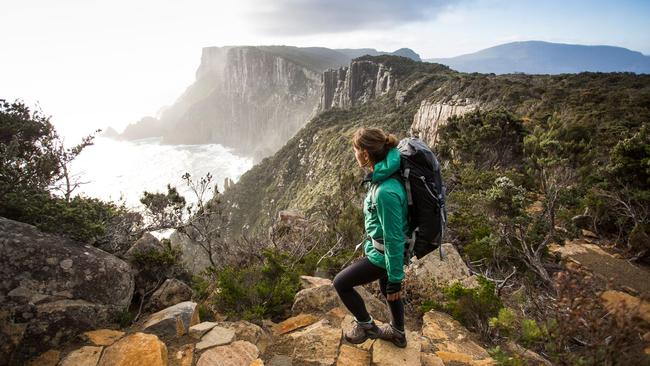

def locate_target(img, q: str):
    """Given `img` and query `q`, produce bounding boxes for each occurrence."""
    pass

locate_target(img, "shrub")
[212,248,301,322]
[437,277,503,337]
[1,189,125,243]
[488,346,529,366]
[542,268,649,365]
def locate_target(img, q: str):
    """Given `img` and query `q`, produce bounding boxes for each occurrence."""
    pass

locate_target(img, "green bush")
[132,240,183,269]
[437,277,503,335]
[489,308,517,336]
[488,346,529,366]
[1,189,124,243]
[212,248,301,321]
[521,319,543,344]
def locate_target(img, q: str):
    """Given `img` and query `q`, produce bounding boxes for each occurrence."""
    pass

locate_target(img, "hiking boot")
[344,318,379,344]
[377,323,407,348]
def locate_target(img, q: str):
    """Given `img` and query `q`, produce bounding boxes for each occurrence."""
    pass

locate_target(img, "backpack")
[397,137,448,259]
[370,137,448,260]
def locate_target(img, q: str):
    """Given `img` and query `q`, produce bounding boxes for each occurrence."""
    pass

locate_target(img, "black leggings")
[333,257,404,329]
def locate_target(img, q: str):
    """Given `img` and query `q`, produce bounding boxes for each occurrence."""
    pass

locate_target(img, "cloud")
[248,0,463,35]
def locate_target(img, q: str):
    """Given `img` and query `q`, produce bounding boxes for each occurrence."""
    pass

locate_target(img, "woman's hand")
[386,281,402,301]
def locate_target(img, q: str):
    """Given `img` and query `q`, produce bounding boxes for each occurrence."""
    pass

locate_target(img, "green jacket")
[363,147,409,283]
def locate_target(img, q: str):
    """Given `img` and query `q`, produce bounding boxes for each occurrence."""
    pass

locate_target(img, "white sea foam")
[68,137,253,212]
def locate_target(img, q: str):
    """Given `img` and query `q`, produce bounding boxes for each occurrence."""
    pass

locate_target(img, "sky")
[1,0,649,143]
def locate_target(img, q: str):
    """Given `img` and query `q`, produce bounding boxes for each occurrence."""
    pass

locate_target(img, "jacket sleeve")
[375,187,405,283]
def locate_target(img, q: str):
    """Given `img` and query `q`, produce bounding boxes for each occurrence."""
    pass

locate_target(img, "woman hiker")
[333,127,409,348]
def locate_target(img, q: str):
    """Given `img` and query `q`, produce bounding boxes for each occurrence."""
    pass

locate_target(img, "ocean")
[68,137,253,213]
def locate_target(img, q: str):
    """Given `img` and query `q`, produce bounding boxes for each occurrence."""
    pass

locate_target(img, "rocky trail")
[4,217,649,365]
[25,276,501,366]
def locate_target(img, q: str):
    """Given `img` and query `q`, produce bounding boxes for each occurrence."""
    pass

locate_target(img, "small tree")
[50,129,101,203]
[176,172,228,268]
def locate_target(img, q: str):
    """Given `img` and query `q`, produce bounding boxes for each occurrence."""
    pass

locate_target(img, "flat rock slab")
[97,332,167,366]
[195,326,236,350]
[435,351,494,366]
[421,311,490,360]
[83,329,125,346]
[551,239,650,297]
[189,322,218,339]
[372,331,422,366]
[289,320,341,365]
[142,301,199,338]
[216,320,271,354]
[337,344,370,366]
[406,243,478,291]
[601,290,650,324]
[59,346,103,366]
[196,340,259,366]
[273,313,319,336]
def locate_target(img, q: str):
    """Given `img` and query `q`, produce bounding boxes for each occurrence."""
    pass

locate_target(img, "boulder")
[147,279,193,311]
[142,301,199,338]
[291,283,390,323]
[169,229,214,275]
[216,320,271,353]
[195,326,236,350]
[406,243,478,298]
[189,321,218,339]
[287,320,341,365]
[196,340,259,366]
[83,329,125,346]
[59,346,103,366]
[299,276,332,289]
[97,332,167,366]
[337,344,370,365]
[0,216,134,362]
[124,232,164,261]
[371,331,422,366]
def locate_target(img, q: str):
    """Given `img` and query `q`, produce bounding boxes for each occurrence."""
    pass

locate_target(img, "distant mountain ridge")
[426,41,650,74]
[115,45,420,161]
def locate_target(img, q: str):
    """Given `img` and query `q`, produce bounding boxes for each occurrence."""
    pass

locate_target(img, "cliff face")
[118,47,422,160]
[320,60,393,111]
[411,99,478,146]
[159,47,324,160]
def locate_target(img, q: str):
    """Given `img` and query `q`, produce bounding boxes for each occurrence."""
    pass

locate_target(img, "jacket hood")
[371,147,401,183]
